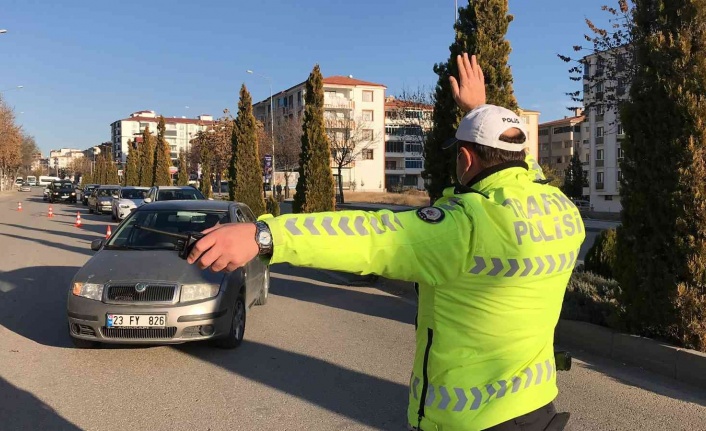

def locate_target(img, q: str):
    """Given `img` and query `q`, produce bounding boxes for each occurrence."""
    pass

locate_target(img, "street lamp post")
[246,69,275,197]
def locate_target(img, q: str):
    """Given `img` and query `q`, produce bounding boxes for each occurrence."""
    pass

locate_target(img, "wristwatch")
[254,221,273,256]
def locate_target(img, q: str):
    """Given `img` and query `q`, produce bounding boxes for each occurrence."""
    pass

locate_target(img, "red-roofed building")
[252,74,387,192]
[110,110,215,164]
[538,109,589,199]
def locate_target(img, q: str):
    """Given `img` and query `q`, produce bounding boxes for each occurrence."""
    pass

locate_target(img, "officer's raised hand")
[187,223,258,273]
[450,52,486,112]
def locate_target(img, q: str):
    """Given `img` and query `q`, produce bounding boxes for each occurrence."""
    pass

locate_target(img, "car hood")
[118,198,143,206]
[74,249,225,286]
[98,196,113,203]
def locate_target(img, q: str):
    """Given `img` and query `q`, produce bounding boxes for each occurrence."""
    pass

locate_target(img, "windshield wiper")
[133,225,205,259]
[104,244,146,250]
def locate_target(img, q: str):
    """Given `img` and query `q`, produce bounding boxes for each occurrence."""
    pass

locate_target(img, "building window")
[564,141,573,149]
[557,157,562,164]
[539,128,549,136]
[585,153,590,163]
[363,91,374,102]
[596,149,604,160]
[385,161,397,170]
[617,124,624,135]
[362,110,374,122]
[553,126,572,134]
[386,141,404,153]
[617,171,623,182]
[362,149,374,160]
[405,158,424,169]
[521,115,530,124]
[362,129,374,141]
[605,195,613,201]
[596,126,604,137]
[596,171,604,183]
[617,147,623,159]
[405,143,423,153]
[597,105,605,116]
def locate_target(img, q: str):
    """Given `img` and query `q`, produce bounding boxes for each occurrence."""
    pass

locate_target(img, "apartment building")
[538,111,590,198]
[110,111,215,165]
[518,108,541,160]
[383,96,433,191]
[48,148,84,171]
[582,49,630,212]
[252,75,386,192]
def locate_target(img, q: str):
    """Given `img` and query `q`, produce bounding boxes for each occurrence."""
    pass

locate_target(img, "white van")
[39,176,61,186]
[26,175,37,186]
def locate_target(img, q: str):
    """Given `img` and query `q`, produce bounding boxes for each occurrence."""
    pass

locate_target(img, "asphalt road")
[0,190,704,431]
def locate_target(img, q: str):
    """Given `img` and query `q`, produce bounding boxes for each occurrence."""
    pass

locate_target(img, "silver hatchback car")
[67,200,270,349]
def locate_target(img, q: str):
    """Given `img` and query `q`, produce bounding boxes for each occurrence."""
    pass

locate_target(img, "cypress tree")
[230,84,266,215]
[293,64,335,213]
[94,153,105,185]
[424,0,518,202]
[562,152,584,199]
[124,140,140,186]
[199,140,213,199]
[105,151,119,185]
[153,116,172,186]
[139,125,155,187]
[616,0,706,350]
[177,150,189,186]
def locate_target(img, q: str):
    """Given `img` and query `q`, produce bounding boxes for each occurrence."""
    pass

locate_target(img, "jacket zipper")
[417,328,434,427]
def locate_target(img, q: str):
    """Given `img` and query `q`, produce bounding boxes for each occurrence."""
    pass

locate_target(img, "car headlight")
[180,283,220,302]
[72,282,104,300]
[71,192,76,196]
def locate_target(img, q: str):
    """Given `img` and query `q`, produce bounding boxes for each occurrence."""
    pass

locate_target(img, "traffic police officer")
[187,53,585,430]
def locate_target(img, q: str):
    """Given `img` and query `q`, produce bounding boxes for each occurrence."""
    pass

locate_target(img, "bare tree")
[325,114,382,203]
[257,117,302,199]
[188,111,233,195]
[558,0,636,125]
[0,96,22,191]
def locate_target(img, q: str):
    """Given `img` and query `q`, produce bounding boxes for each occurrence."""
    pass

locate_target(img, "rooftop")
[384,96,433,110]
[254,75,386,106]
[539,115,586,128]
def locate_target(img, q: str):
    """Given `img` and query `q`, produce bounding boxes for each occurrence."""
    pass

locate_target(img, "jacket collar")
[453,160,529,196]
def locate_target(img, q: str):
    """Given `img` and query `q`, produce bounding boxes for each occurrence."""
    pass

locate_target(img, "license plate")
[106,314,166,328]
[62,195,69,198]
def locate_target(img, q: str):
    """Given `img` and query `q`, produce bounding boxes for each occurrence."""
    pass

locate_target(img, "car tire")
[96,205,101,215]
[214,293,246,349]
[255,269,269,306]
[111,210,116,221]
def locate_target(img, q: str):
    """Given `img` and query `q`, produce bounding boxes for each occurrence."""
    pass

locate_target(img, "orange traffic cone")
[17,202,22,211]
[105,225,112,239]
[48,205,54,218]
[75,212,82,228]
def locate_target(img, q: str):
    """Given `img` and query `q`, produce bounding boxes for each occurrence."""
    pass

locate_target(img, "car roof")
[154,186,199,190]
[96,185,121,188]
[121,186,149,190]
[137,200,242,212]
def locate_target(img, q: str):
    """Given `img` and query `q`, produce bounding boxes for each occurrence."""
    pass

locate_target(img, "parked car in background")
[143,186,205,204]
[14,177,24,187]
[66,199,269,349]
[111,186,149,221]
[48,180,78,203]
[82,184,100,205]
[19,182,32,192]
[26,175,37,186]
[572,199,593,212]
[88,185,121,214]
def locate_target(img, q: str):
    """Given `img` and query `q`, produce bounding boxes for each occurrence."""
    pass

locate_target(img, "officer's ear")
[457,142,475,170]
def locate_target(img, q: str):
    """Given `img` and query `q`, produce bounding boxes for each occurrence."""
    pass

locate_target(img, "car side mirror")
[112,194,119,199]
[90,239,104,251]
[143,197,152,203]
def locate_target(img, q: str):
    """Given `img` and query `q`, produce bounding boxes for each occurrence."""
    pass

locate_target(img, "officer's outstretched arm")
[264,207,473,286]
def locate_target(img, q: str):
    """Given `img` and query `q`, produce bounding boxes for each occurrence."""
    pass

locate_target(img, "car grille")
[101,327,177,339]
[106,283,176,303]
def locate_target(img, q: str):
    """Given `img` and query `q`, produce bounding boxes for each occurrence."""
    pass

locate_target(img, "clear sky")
[0,0,611,155]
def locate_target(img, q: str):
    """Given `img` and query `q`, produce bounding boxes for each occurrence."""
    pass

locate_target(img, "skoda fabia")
[66,200,270,349]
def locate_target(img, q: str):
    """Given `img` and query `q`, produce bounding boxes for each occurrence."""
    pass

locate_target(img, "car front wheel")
[214,293,246,349]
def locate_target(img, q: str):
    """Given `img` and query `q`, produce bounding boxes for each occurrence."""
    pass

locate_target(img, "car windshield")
[97,188,119,197]
[106,209,228,250]
[121,189,146,199]
[157,188,204,200]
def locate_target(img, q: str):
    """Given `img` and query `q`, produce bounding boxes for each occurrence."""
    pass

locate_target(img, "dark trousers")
[483,402,569,431]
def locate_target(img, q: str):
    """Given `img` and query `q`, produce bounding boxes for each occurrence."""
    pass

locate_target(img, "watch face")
[258,230,272,246]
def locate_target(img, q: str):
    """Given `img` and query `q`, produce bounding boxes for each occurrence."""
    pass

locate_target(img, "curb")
[555,320,706,390]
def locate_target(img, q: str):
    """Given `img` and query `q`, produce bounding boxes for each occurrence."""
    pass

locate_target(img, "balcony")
[596,159,604,167]
[324,98,354,110]
[325,119,355,129]
[595,182,605,190]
